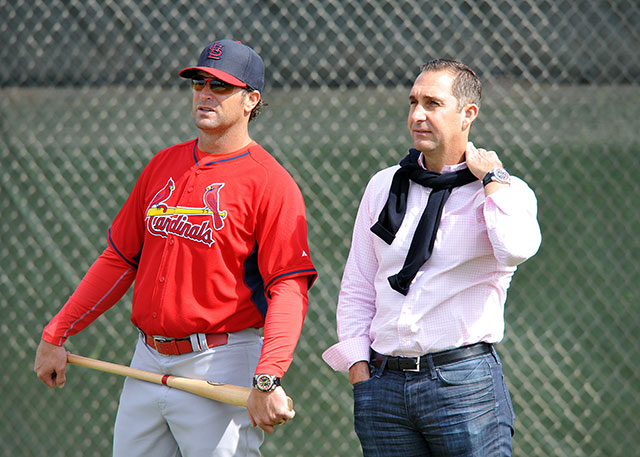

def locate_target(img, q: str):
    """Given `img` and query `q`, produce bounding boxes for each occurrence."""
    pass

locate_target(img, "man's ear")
[244,90,260,114]
[462,103,479,131]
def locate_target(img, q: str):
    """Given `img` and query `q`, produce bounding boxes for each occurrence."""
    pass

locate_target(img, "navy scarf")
[370,149,477,295]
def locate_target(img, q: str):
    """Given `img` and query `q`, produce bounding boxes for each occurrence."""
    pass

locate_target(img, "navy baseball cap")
[179,40,264,92]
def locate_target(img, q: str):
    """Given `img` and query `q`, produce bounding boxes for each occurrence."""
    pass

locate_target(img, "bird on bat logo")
[146,178,175,214]
[203,183,227,230]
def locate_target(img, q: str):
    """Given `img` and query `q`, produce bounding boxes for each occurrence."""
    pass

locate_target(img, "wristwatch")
[482,168,511,186]
[253,374,281,392]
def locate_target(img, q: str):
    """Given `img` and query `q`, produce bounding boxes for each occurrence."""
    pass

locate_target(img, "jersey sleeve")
[41,245,136,345]
[255,276,309,377]
[255,170,317,291]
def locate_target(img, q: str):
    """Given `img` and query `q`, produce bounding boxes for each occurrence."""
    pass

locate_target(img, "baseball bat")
[67,353,293,410]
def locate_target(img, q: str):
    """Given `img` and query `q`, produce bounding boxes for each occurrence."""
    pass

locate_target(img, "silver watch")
[482,168,511,186]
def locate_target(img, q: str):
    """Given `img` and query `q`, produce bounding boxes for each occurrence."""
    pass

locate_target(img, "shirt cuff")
[484,181,523,217]
[321,336,372,372]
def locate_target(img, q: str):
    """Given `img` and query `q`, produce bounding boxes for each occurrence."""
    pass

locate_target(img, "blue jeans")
[353,348,515,457]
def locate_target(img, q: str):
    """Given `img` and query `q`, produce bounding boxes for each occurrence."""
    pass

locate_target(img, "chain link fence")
[1,1,639,456]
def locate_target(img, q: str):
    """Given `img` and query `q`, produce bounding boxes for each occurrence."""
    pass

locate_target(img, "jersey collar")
[192,139,255,166]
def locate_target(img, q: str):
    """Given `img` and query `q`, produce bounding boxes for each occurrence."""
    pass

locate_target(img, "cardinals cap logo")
[208,42,223,60]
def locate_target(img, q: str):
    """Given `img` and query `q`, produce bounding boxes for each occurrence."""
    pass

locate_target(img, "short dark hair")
[420,59,482,110]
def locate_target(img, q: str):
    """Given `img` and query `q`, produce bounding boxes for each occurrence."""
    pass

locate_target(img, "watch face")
[254,374,281,392]
[494,168,510,182]
[256,375,274,391]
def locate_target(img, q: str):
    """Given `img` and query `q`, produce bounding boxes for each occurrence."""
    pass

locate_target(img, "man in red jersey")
[34,39,317,456]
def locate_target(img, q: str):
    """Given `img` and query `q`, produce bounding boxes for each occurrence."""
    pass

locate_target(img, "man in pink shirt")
[323,59,541,456]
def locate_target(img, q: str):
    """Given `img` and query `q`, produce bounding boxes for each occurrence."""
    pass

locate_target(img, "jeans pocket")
[352,375,375,390]
[435,357,492,386]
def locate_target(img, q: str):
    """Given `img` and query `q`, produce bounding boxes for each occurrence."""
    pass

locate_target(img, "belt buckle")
[152,335,173,344]
[151,335,179,356]
[403,356,421,372]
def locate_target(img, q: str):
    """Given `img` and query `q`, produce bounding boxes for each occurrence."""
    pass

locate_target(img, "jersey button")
[187,186,194,193]
[159,277,165,283]
[152,312,157,318]
[168,238,174,246]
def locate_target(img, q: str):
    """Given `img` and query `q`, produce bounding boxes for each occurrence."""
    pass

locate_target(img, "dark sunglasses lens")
[191,78,205,90]
[191,78,234,92]
[210,80,233,91]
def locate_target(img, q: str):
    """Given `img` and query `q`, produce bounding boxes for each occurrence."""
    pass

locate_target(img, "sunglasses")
[191,77,236,93]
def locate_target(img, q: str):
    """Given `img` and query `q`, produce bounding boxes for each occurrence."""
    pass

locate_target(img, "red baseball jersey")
[108,139,316,336]
[44,139,316,356]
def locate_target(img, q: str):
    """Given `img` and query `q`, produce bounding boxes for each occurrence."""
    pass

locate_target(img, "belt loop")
[189,333,208,352]
[425,354,437,380]
[189,333,201,351]
[198,333,208,350]
[373,357,387,378]
[369,349,386,378]
[490,344,501,365]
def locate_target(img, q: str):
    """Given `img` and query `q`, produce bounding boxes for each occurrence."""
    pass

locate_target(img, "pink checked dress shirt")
[322,159,541,372]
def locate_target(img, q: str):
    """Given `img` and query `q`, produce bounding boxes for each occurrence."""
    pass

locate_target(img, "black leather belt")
[371,342,493,372]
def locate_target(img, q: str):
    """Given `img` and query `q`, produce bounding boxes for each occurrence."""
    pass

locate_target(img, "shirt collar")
[417,152,469,173]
